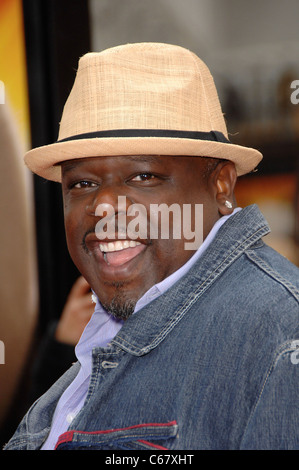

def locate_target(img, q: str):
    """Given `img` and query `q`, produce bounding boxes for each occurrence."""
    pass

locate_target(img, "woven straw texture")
[24,43,262,181]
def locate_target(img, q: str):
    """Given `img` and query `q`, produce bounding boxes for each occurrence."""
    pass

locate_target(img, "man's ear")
[212,161,237,216]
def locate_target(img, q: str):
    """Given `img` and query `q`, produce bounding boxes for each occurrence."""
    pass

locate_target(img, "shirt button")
[66,412,76,424]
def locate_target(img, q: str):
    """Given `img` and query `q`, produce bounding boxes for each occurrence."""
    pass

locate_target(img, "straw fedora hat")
[25,42,262,182]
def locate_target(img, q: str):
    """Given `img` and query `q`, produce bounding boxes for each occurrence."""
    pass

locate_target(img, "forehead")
[60,155,210,176]
[61,155,161,172]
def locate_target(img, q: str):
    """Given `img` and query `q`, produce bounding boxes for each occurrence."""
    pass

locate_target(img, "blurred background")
[0,0,298,447]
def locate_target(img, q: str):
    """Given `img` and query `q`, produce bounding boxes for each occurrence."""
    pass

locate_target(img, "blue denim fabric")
[4,205,299,450]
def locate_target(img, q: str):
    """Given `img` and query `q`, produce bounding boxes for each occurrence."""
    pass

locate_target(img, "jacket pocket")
[55,420,178,450]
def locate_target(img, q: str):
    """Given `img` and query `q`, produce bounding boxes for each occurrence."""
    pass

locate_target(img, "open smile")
[99,240,146,266]
[84,233,148,272]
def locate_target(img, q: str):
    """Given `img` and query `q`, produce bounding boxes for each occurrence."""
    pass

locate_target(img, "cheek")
[63,204,75,240]
[64,222,81,264]
[150,237,192,278]
[63,204,86,258]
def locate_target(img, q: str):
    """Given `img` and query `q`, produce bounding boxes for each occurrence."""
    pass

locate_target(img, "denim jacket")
[4,205,299,450]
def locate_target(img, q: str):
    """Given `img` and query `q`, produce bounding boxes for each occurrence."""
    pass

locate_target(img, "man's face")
[61,155,224,319]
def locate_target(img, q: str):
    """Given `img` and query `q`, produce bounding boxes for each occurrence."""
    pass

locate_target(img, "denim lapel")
[111,204,270,356]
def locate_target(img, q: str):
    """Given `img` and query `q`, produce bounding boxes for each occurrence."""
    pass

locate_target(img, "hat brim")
[24,136,262,182]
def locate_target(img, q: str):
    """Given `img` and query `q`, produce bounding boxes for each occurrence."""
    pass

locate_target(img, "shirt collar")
[135,208,241,310]
[80,208,242,356]
[112,204,270,356]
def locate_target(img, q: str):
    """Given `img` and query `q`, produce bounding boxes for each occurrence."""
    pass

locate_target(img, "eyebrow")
[60,161,80,174]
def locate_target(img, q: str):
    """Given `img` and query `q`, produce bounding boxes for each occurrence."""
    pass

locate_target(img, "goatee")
[101,283,136,321]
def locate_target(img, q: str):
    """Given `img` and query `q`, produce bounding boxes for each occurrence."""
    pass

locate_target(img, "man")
[5,43,299,450]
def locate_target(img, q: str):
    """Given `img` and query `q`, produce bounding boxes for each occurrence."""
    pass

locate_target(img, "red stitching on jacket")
[137,439,168,450]
[54,420,177,449]
[55,431,75,449]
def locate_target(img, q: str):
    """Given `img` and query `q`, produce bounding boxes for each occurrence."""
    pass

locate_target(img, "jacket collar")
[108,204,270,356]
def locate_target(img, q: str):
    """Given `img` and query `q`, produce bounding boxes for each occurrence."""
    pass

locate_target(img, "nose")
[85,186,132,218]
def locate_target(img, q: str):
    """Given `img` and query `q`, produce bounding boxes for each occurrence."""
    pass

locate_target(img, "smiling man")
[61,154,235,321]
[5,43,299,450]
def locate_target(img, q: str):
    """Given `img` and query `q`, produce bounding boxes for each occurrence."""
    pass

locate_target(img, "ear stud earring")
[224,200,233,209]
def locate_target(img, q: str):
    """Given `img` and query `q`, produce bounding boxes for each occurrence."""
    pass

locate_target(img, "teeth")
[99,240,141,253]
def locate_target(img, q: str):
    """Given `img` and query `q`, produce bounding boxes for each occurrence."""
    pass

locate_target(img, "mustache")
[82,228,95,254]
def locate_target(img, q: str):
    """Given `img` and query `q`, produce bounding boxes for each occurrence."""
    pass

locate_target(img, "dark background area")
[22,0,91,333]
[0,0,91,447]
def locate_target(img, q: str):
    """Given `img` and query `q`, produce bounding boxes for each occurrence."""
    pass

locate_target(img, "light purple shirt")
[41,209,240,449]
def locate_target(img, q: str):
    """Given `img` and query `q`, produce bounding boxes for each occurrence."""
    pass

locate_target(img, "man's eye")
[131,173,155,182]
[71,181,97,189]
